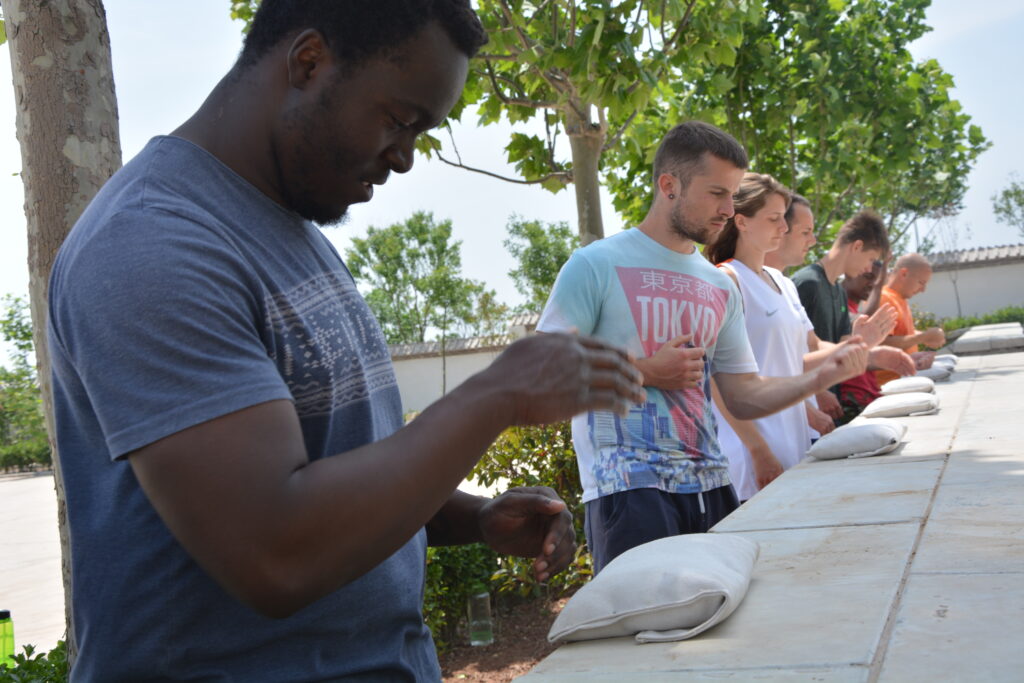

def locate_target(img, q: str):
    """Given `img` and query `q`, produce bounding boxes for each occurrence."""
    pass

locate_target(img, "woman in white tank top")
[704,174,836,502]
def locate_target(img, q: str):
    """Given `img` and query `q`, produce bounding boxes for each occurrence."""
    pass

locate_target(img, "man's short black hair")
[652,121,748,190]
[239,0,487,69]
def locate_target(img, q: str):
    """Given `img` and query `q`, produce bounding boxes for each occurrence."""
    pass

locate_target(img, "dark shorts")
[584,485,739,575]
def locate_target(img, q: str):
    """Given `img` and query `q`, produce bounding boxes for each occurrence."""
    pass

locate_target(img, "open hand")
[488,333,645,425]
[869,346,916,377]
[478,487,576,583]
[634,333,706,390]
[852,304,897,348]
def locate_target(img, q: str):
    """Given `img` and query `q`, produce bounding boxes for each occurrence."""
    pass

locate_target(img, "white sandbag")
[881,376,936,395]
[548,534,759,644]
[861,392,940,418]
[916,365,953,381]
[807,418,908,460]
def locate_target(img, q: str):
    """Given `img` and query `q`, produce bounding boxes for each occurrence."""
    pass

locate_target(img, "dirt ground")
[438,595,570,682]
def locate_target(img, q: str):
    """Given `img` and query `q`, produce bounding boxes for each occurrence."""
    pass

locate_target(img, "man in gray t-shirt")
[48,3,645,680]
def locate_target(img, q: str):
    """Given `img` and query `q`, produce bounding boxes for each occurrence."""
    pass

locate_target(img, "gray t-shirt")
[791,263,852,344]
[49,136,438,681]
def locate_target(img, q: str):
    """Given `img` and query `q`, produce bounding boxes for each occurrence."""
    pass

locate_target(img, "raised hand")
[486,333,645,426]
[478,487,576,582]
[869,345,916,377]
[633,333,706,390]
[852,303,897,348]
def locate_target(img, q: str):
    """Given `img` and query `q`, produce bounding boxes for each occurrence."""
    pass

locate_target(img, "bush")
[470,422,591,597]
[422,422,589,651]
[914,304,1024,336]
[0,641,67,682]
[424,543,497,652]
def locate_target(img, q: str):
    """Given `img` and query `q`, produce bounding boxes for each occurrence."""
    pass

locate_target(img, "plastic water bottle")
[466,584,494,646]
[0,610,13,668]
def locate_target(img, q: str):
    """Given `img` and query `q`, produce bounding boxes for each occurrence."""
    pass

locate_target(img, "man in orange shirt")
[875,253,946,385]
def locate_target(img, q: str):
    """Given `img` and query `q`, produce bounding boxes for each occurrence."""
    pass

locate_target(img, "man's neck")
[818,247,846,284]
[636,213,698,255]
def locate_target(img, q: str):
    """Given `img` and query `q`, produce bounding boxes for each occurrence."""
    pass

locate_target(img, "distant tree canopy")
[992,173,1024,238]
[0,296,49,470]
[503,216,578,313]
[344,211,504,344]
[231,0,986,254]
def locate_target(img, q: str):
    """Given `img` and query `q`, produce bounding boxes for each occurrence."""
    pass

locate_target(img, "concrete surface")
[0,472,65,655]
[521,350,1024,682]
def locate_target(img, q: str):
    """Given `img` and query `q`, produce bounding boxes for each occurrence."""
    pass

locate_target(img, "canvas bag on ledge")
[807,418,908,460]
[861,392,940,418]
[881,376,936,395]
[547,533,759,645]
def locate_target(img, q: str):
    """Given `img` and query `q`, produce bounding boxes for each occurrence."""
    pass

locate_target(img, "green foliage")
[344,212,502,344]
[0,641,68,683]
[503,217,579,313]
[914,304,1024,335]
[0,296,50,472]
[423,543,498,652]
[470,422,591,597]
[606,0,988,248]
[991,173,1024,237]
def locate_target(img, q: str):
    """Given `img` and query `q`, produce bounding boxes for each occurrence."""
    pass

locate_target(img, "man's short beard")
[669,201,714,244]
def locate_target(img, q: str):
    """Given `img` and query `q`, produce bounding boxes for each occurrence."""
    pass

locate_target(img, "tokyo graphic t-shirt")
[537,228,757,502]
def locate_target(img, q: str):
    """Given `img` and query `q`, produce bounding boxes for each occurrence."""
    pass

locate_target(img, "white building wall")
[392,349,505,414]
[912,262,1024,320]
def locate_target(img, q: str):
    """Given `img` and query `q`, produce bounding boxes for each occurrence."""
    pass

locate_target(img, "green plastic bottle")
[0,610,13,668]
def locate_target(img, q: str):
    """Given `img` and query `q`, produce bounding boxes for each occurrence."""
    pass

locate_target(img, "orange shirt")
[874,286,916,385]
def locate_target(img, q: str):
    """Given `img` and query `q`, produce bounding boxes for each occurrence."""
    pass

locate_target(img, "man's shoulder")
[790,263,823,285]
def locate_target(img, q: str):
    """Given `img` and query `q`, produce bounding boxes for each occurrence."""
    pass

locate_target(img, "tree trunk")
[5,0,122,663]
[565,109,605,246]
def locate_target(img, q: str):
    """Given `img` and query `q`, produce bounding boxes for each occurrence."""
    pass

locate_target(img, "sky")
[0,0,1022,314]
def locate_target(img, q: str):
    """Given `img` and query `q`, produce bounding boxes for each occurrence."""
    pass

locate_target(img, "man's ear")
[734,212,748,231]
[286,29,330,89]
[849,239,865,254]
[656,173,679,200]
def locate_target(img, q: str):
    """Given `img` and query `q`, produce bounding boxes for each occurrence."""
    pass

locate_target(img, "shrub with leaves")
[0,641,67,683]
[470,422,591,597]
[423,543,497,652]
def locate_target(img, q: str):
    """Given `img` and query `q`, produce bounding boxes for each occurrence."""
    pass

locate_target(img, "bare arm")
[883,327,946,350]
[711,378,782,490]
[129,334,644,618]
[715,342,868,420]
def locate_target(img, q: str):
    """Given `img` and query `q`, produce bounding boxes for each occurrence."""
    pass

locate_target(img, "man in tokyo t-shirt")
[539,122,869,573]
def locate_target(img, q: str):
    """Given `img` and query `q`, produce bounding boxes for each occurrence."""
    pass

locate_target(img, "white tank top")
[713,259,814,501]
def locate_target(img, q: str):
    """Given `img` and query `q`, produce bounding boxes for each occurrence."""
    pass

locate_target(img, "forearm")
[803,340,838,371]
[717,371,825,421]
[882,333,922,350]
[134,376,514,619]
[278,373,512,603]
[711,378,771,453]
[426,490,487,546]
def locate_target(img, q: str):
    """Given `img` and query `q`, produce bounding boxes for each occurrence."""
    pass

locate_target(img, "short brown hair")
[652,121,748,191]
[704,173,791,264]
[837,209,890,255]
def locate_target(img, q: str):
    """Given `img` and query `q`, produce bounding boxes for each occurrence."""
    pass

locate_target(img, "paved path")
[0,471,65,655]
[522,351,1024,682]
